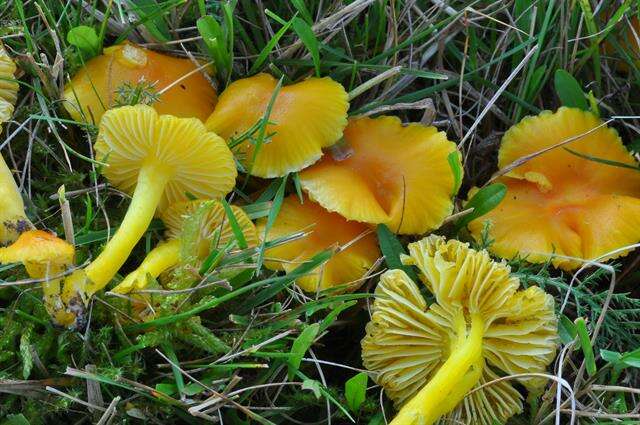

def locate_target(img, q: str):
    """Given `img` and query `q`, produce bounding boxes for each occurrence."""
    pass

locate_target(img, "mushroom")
[0,230,75,323]
[361,235,557,425]
[257,195,380,293]
[64,42,217,124]
[112,200,257,294]
[467,107,640,270]
[0,42,32,244]
[58,105,236,324]
[205,73,349,178]
[299,116,461,235]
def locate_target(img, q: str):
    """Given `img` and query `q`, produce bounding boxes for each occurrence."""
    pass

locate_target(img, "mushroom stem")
[390,313,485,425]
[111,239,181,294]
[0,154,32,244]
[83,164,171,295]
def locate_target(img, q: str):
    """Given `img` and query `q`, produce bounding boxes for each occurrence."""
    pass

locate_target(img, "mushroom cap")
[468,107,640,270]
[299,116,460,235]
[0,230,74,277]
[95,105,237,211]
[161,200,259,256]
[257,195,380,292]
[361,236,557,424]
[205,73,349,178]
[64,42,217,124]
[0,42,18,128]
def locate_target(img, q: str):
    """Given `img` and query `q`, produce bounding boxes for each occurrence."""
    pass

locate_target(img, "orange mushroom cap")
[257,195,380,292]
[64,42,217,124]
[0,230,74,278]
[299,116,461,235]
[468,107,640,270]
[205,73,349,178]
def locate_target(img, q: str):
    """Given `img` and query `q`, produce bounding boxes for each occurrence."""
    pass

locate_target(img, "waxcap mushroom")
[257,194,380,293]
[299,115,461,235]
[64,41,217,124]
[0,42,32,245]
[0,230,75,324]
[0,230,74,278]
[361,235,557,425]
[112,200,257,294]
[58,105,236,325]
[468,107,640,270]
[205,73,349,178]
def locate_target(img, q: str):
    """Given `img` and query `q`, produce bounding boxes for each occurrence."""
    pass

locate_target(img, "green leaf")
[154,383,177,396]
[564,147,640,172]
[558,314,577,345]
[197,15,231,80]
[455,183,507,231]
[250,16,296,74]
[126,0,172,42]
[302,379,322,399]
[554,69,588,110]
[292,17,320,76]
[288,323,320,380]
[600,349,622,364]
[67,26,100,58]
[290,0,313,24]
[19,325,33,380]
[376,224,418,281]
[621,348,640,368]
[447,151,463,196]
[221,199,248,249]
[255,175,288,273]
[345,372,368,413]
[575,318,596,377]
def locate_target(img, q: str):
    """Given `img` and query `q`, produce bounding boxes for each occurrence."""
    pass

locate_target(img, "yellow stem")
[84,164,171,295]
[390,313,485,425]
[0,154,31,244]
[111,239,181,294]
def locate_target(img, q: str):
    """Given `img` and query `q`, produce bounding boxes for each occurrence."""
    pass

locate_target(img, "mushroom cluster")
[1,35,582,424]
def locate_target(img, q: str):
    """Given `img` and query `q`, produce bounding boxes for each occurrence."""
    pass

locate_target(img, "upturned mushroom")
[361,235,557,424]
[299,116,461,235]
[258,195,380,293]
[58,105,236,326]
[467,107,640,270]
[112,200,257,294]
[64,42,217,124]
[0,230,75,322]
[205,73,349,178]
[0,42,32,244]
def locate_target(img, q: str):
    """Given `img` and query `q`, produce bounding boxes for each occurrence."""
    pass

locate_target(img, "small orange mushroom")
[468,107,640,270]
[205,73,349,178]
[64,42,217,124]
[299,116,461,235]
[257,195,380,292]
[0,230,75,323]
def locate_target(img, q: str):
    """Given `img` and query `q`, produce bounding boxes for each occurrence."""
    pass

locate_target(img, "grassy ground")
[1,0,640,424]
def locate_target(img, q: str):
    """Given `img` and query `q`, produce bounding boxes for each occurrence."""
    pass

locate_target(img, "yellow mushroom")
[112,200,257,294]
[257,195,380,293]
[0,230,75,323]
[205,73,349,178]
[361,236,557,425]
[58,105,236,326]
[0,42,32,245]
[299,116,461,235]
[467,107,640,270]
[64,41,217,124]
